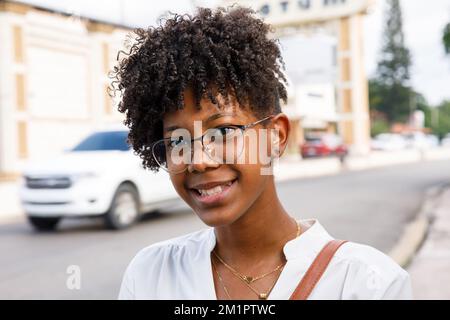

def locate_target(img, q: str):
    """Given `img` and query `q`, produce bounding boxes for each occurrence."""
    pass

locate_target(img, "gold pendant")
[259,293,268,300]
[243,276,253,284]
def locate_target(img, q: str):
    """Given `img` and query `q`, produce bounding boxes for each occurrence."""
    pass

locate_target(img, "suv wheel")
[105,184,139,230]
[28,216,61,231]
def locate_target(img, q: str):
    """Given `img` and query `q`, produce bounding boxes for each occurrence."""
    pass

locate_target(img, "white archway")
[222,0,374,155]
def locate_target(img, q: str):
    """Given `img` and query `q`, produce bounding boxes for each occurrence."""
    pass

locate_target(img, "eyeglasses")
[151,115,274,173]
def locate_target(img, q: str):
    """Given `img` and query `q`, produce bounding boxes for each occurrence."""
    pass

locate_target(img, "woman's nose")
[187,140,220,173]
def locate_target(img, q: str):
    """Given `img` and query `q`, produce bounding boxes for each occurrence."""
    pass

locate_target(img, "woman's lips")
[190,179,237,205]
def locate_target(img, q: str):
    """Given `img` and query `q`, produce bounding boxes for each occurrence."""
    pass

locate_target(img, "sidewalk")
[0,181,22,223]
[407,185,450,299]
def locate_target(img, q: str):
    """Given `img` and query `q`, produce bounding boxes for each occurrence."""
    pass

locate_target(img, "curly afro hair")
[110,5,288,172]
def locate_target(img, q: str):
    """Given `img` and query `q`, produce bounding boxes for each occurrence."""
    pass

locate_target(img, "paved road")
[1,159,449,299]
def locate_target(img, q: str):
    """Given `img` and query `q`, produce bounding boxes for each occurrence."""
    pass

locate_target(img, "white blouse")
[118,219,413,300]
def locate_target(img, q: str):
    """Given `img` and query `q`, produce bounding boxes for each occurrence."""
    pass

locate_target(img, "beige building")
[0,1,130,180]
[223,0,373,155]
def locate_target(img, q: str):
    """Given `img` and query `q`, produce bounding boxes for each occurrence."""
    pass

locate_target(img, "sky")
[15,0,450,105]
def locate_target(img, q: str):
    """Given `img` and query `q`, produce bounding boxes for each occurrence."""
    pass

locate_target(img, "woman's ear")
[271,113,290,158]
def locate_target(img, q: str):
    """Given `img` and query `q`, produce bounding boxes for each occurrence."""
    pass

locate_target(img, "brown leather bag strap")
[289,239,348,300]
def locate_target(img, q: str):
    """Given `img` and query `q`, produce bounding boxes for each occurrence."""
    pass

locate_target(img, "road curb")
[388,183,448,268]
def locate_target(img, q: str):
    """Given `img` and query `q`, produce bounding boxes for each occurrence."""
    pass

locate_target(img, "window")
[72,131,130,151]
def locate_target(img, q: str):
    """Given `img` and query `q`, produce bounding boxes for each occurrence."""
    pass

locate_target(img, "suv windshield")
[72,131,130,151]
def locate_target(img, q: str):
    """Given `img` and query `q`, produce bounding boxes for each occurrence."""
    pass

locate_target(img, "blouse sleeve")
[117,243,170,300]
[339,243,414,300]
[118,262,135,300]
[378,270,413,299]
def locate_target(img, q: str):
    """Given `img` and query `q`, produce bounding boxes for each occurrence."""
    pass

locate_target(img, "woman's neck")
[213,180,298,265]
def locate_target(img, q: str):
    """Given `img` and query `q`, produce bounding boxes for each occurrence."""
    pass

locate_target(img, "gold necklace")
[212,250,286,284]
[212,253,284,300]
[240,263,285,300]
[213,219,301,284]
[211,256,232,299]
[211,219,301,300]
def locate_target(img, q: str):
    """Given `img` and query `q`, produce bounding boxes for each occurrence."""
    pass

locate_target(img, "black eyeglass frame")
[151,115,275,173]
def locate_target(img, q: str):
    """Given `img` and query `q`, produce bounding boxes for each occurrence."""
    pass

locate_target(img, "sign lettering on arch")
[222,0,374,27]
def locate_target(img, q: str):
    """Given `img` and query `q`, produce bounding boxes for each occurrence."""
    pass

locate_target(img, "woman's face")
[162,88,288,227]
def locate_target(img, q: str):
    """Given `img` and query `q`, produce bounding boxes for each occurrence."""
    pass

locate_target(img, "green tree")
[370,0,413,124]
[369,80,412,123]
[431,101,450,138]
[444,22,450,55]
[415,97,450,139]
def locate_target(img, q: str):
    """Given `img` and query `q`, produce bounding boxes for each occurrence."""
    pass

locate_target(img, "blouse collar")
[204,218,334,261]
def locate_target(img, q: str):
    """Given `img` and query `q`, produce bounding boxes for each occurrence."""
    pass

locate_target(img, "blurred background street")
[1,0,450,299]
[1,157,450,299]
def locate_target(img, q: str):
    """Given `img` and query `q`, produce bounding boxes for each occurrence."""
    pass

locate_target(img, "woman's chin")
[195,208,242,228]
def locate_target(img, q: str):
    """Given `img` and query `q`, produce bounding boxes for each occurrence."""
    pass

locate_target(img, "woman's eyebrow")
[164,112,237,132]
[204,112,237,123]
[164,125,179,133]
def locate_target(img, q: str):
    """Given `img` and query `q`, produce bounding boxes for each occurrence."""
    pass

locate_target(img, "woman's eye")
[168,137,186,148]
[215,126,236,137]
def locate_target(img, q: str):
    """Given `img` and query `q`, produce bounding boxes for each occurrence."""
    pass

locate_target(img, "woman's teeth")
[196,181,233,196]
[198,186,224,196]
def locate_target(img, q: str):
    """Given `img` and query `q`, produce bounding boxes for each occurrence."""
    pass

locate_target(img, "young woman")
[113,6,412,300]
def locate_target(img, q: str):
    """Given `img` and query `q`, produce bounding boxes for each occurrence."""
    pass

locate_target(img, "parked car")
[300,133,348,159]
[19,129,179,231]
[371,133,408,151]
[441,133,450,147]
[402,132,439,149]
[426,134,440,148]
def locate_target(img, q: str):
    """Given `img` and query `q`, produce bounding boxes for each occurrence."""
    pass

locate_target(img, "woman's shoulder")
[127,228,212,271]
[118,228,213,299]
[329,240,412,299]
[333,241,407,277]
[301,219,409,282]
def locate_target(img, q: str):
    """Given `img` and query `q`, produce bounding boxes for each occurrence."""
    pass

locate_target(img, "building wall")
[295,83,338,125]
[221,0,372,156]
[0,3,129,179]
[336,14,370,154]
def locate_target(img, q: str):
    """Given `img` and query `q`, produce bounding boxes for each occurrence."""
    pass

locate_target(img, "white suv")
[19,129,180,231]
